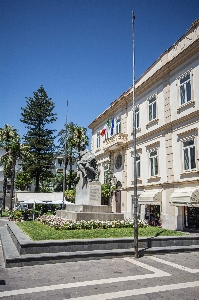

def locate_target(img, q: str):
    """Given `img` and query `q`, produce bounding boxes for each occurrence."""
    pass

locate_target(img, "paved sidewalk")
[1,218,199,299]
[0,249,199,299]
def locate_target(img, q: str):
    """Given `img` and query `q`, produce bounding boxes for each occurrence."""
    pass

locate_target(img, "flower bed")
[37,215,148,230]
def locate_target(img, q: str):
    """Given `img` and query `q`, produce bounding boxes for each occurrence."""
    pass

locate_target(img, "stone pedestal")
[75,172,101,205]
[56,172,124,221]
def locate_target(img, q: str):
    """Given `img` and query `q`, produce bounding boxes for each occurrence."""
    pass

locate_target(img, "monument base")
[56,172,124,221]
[56,205,124,221]
[75,172,101,206]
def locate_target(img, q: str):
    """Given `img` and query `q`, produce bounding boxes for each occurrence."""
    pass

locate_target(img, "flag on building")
[100,119,111,137]
[110,118,114,136]
[106,119,110,129]
[100,126,106,137]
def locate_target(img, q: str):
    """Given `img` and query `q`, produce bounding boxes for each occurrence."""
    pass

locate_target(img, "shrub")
[37,215,148,231]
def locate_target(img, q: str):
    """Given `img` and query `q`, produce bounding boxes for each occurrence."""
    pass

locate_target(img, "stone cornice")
[125,109,199,149]
[94,109,199,158]
[88,22,199,130]
[177,127,198,137]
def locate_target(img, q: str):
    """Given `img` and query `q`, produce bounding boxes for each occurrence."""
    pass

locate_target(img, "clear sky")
[0,0,199,143]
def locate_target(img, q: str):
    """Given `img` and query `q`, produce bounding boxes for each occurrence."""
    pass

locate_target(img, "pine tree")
[20,86,57,192]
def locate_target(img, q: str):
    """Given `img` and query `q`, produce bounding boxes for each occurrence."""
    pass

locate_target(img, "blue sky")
[0,0,199,144]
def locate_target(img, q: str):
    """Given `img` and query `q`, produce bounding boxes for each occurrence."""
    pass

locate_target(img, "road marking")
[123,257,168,274]
[0,260,170,298]
[149,256,199,273]
[63,280,199,300]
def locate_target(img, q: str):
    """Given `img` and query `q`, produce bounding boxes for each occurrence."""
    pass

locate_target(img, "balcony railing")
[103,133,128,151]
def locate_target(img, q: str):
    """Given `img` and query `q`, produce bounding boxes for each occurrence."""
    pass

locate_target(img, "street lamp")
[132,11,139,258]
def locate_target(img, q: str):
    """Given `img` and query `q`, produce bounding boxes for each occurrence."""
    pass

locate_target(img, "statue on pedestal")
[77,142,98,182]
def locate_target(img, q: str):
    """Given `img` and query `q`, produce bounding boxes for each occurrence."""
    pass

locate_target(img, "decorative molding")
[136,110,199,143]
[131,179,142,185]
[131,148,142,155]
[147,176,161,183]
[177,100,195,114]
[180,170,198,177]
[177,127,198,138]
[145,141,160,149]
[88,35,199,130]
[146,118,159,129]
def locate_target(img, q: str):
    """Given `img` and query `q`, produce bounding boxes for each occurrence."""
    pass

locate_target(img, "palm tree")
[57,122,89,191]
[0,125,20,210]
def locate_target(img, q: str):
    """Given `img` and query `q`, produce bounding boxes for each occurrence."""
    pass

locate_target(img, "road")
[0,219,199,299]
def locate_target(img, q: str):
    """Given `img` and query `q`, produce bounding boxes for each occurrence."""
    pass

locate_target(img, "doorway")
[184,207,199,228]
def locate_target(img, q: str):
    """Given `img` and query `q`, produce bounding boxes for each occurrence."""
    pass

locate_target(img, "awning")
[170,187,199,206]
[138,190,162,205]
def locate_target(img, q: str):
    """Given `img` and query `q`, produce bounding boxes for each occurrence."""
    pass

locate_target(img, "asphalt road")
[0,218,199,300]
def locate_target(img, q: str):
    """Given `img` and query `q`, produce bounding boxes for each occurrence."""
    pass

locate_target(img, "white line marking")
[63,281,199,300]
[149,256,199,273]
[0,260,170,298]
[123,257,168,274]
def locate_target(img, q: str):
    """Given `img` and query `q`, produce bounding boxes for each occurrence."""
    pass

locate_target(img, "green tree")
[14,171,32,191]
[53,172,64,192]
[20,86,57,192]
[57,122,88,191]
[0,125,21,210]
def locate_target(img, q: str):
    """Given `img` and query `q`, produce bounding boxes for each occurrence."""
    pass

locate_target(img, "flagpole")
[63,100,68,209]
[132,11,138,258]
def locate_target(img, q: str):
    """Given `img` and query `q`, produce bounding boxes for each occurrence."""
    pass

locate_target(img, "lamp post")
[132,11,139,258]
[63,100,68,209]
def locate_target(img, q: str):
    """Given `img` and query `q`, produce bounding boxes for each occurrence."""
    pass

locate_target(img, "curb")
[1,222,199,268]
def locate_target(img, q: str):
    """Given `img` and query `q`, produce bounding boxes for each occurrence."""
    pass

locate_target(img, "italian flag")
[100,119,110,137]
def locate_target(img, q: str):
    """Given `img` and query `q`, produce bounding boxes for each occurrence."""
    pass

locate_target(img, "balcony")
[103,133,128,151]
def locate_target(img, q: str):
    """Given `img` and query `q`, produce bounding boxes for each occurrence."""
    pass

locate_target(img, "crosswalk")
[0,255,199,299]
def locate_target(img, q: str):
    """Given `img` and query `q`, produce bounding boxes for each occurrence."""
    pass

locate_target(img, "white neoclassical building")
[89,19,199,231]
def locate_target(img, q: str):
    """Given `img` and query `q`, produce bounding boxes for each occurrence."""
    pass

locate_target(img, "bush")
[37,215,148,231]
[64,189,76,203]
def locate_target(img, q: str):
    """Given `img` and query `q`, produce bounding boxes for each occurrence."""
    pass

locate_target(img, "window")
[116,118,121,134]
[183,139,196,171]
[115,154,122,169]
[148,96,156,122]
[150,150,158,176]
[97,132,100,148]
[179,73,191,105]
[57,158,63,166]
[136,155,140,178]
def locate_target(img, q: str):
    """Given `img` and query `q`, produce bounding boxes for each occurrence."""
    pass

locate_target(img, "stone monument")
[75,142,101,205]
[56,142,124,221]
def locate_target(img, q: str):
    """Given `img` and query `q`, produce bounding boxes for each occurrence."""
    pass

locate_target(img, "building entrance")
[184,207,199,228]
[145,204,161,227]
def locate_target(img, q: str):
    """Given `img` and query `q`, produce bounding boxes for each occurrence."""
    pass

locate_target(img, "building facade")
[0,152,75,193]
[89,19,199,231]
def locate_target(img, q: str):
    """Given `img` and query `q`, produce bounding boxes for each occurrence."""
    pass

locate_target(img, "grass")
[17,221,186,241]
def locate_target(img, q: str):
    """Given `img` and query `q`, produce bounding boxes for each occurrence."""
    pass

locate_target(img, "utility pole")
[63,100,68,208]
[132,11,139,258]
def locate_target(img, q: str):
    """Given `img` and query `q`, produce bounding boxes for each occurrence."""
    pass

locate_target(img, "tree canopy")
[20,86,57,192]
[57,122,89,190]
